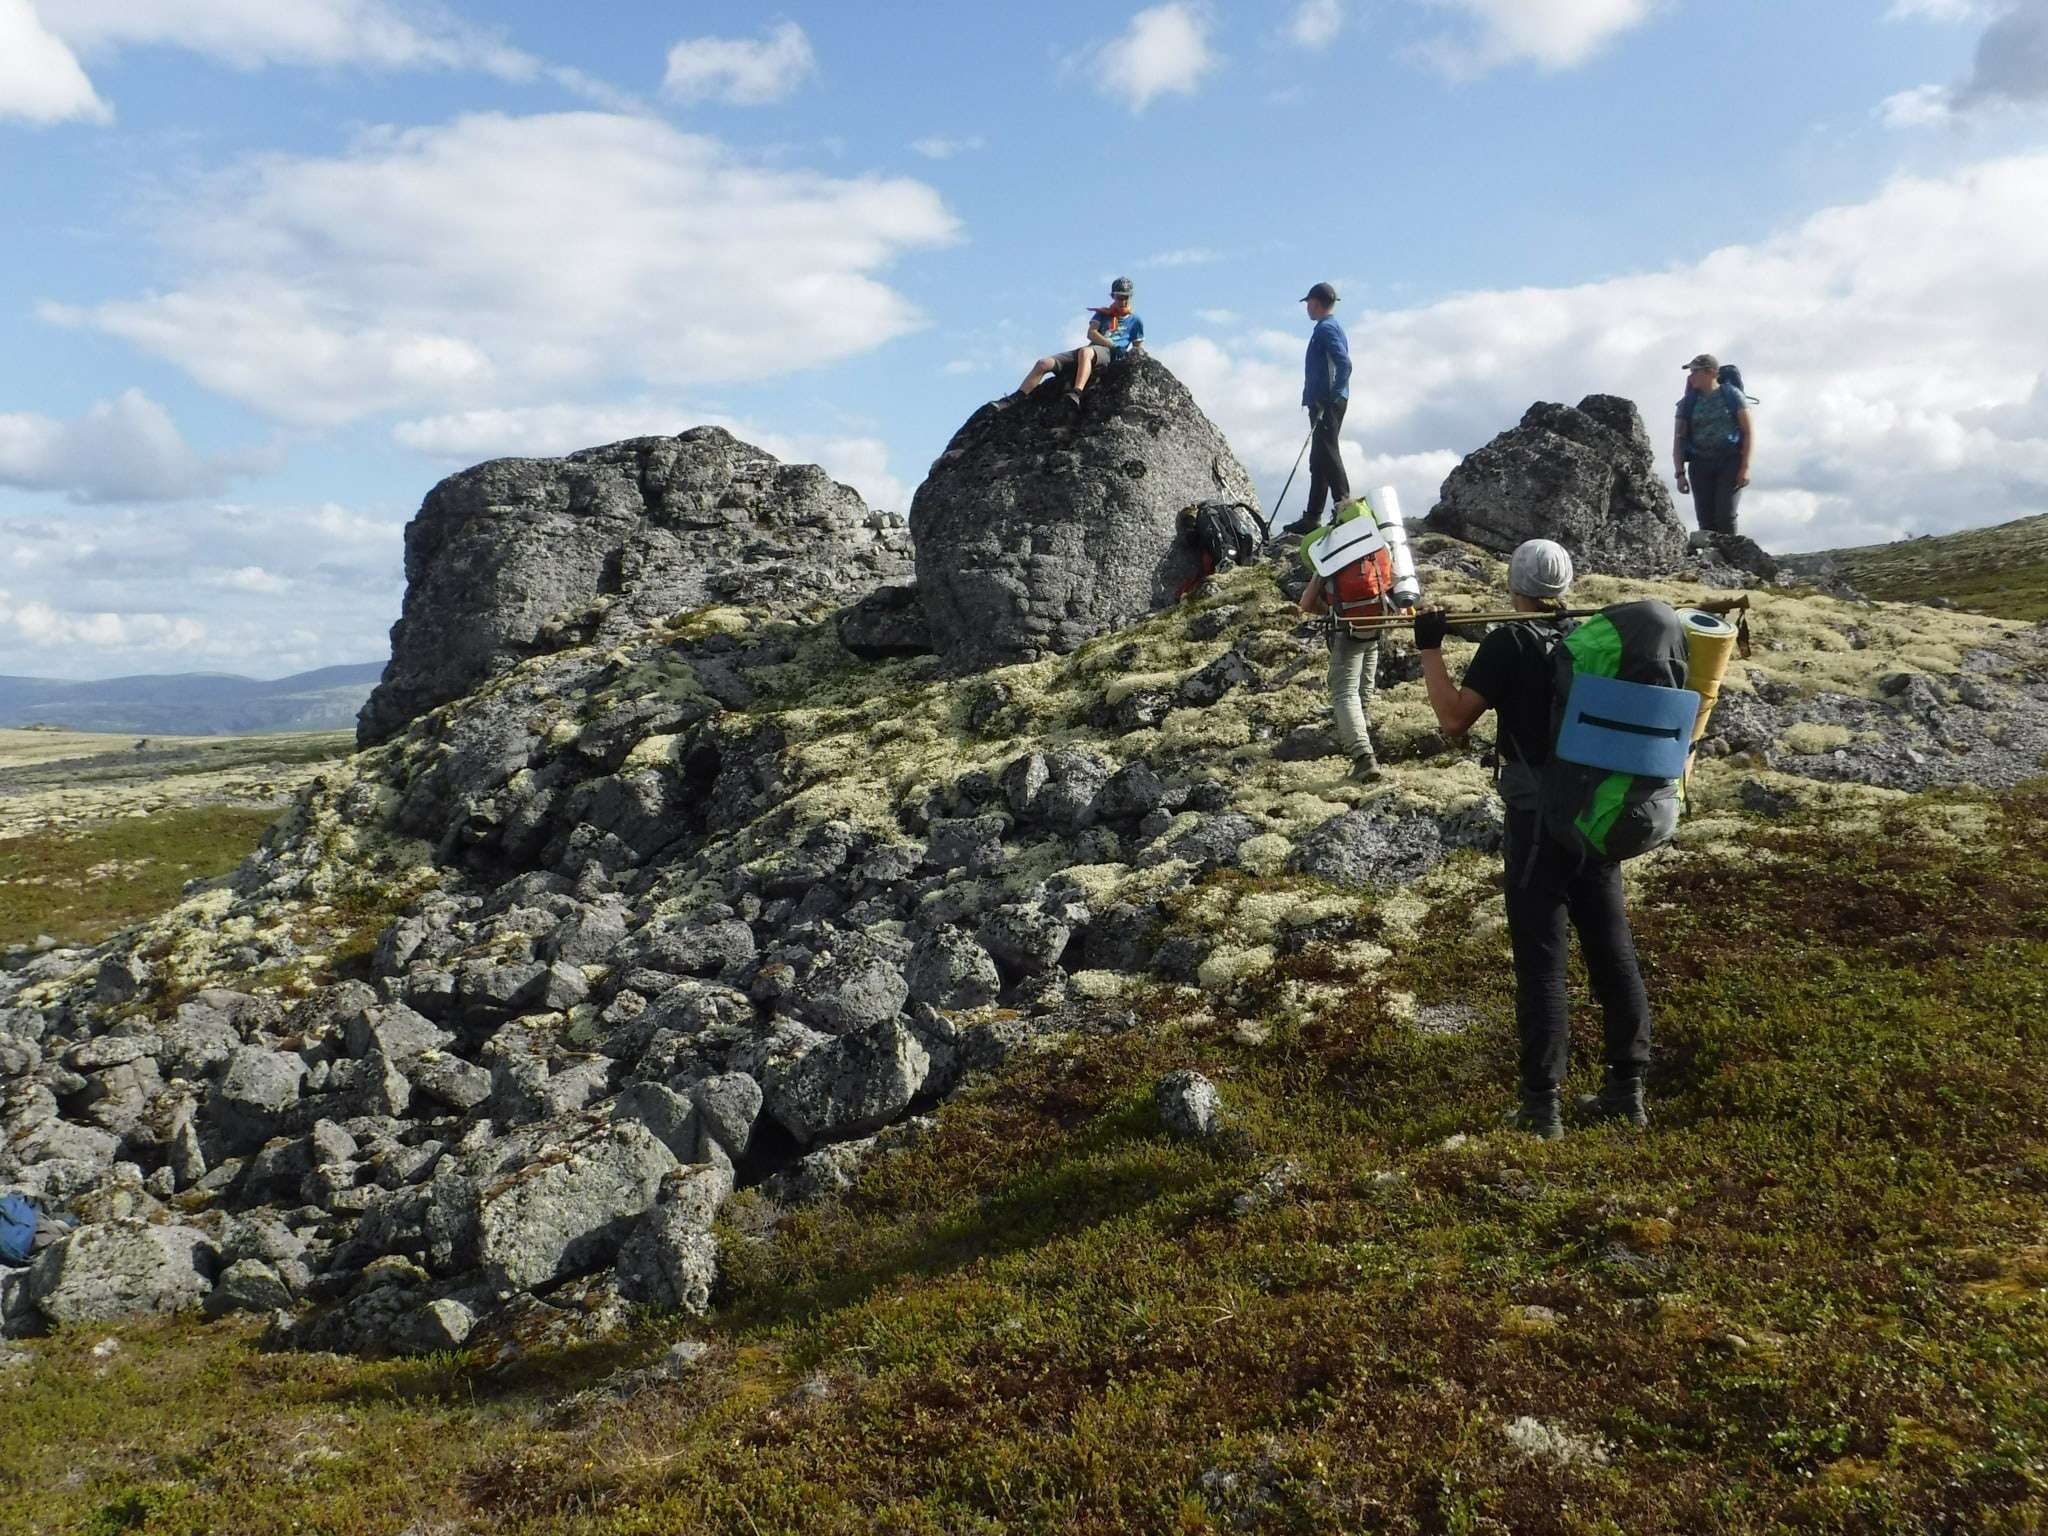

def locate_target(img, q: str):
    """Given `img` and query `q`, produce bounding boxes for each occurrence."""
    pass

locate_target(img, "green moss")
[0,805,278,949]
[12,790,2045,1533]
[1815,513,2048,621]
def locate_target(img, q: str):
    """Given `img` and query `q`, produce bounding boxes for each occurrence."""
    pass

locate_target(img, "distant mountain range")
[0,663,386,736]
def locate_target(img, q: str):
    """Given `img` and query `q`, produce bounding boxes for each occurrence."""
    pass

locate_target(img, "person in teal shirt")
[1009,277,1146,408]
[1674,352,1754,536]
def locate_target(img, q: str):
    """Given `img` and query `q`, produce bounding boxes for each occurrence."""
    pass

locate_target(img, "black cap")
[1110,276,1134,296]
[1301,282,1338,304]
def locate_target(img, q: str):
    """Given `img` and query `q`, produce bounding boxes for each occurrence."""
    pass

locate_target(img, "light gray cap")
[1508,539,1574,600]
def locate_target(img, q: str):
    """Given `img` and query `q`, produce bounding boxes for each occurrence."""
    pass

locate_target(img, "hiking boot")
[1284,516,1320,537]
[1575,1068,1649,1128]
[1063,388,1083,410]
[1348,752,1383,783]
[1503,1089,1563,1140]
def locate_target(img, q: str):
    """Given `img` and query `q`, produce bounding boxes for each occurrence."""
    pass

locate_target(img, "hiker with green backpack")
[1416,539,1700,1138]
[1675,352,1755,536]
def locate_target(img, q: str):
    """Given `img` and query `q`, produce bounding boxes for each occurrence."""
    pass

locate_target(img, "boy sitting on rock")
[1008,277,1145,408]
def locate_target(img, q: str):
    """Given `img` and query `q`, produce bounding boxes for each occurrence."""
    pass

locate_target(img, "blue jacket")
[1303,317,1351,408]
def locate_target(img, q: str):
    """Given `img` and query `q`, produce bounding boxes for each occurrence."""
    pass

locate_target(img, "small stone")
[1155,1069,1222,1140]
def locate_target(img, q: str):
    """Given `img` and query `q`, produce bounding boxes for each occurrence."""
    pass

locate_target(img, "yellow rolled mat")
[1679,609,1740,777]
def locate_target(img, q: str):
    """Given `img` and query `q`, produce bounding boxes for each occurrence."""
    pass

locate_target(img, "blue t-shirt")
[1303,316,1351,406]
[1090,309,1144,352]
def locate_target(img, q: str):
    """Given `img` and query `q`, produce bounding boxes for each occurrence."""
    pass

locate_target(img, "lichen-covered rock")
[474,1121,678,1295]
[1423,396,1687,577]
[26,1220,217,1325]
[1155,1069,1223,1140]
[207,1047,307,1153]
[763,1019,931,1145]
[359,428,914,744]
[905,927,1002,1010]
[1288,807,1448,890]
[910,354,1257,666]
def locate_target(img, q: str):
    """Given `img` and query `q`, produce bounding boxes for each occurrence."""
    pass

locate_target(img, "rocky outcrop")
[7,500,2047,1357]
[358,428,914,746]
[1423,396,1688,577]
[909,354,1258,667]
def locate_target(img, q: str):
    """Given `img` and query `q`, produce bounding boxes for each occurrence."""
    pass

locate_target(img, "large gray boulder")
[474,1120,677,1294]
[358,428,915,745]
[763,1019,931,1145]
[1422,395,1688,577]
[909,354,1258,666]
[26,1220,217,1325]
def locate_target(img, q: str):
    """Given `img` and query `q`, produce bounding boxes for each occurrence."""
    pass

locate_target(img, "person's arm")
[1734,407,1754,489]
[1303,329,1323,411]
[1416,610,1491,736]
[1087,323,1111,346]
[1299,573,1329,615]
[1673,410,1690,494]
[1328,324,1352,399]
[1127,315,1144,351]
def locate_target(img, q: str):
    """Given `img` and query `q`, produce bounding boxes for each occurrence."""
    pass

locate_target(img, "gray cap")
[1508,539,1574,600]
[1111,276,1134,296]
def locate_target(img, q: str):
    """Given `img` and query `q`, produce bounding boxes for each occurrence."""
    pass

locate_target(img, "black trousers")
[1304,398,1350,524]
[1502,809,1652,1094]
[1688,457,1743,536]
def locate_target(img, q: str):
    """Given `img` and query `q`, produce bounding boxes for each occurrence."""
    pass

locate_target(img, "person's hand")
[1414,608,1450,651]
[1675,470,1690,494]
[1735,470,1750,490]
[1307,403,1324,428]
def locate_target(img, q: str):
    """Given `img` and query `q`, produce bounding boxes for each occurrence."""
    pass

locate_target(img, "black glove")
[1414,609,1450,651]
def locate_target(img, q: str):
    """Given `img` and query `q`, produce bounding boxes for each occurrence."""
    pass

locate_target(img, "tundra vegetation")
[2,539,2045,1533]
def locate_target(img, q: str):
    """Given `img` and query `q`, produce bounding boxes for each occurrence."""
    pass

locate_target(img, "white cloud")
[40,0,535,77]
[1159,152,2048,552]
[205,565,293,594]
[0,389,231,503]
[1888,0,1992,19]
[1885,0,2048,123]
[1415,0,1660,76]
[1090,3,1221,112]
[0,499,405,675]
[1288,0,1346,47]
[61,112,959,428]
[0,0,111,125]
[1880,83,1954,127]
[909,134,987,160]
[391,400,910,511]
[662,21,816,105]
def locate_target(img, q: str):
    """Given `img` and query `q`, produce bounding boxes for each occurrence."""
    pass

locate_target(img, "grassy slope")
[5,787,2046,1535]
[1812,513,2048,621]
[0,806,280,950]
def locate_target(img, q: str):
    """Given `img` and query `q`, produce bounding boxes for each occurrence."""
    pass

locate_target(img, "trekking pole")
[1263,430,1313,539]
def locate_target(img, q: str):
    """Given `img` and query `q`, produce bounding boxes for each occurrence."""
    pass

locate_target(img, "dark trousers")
[1688,457,1743,536]
[1303,398,1350,525]
[1502,809,1652,1094]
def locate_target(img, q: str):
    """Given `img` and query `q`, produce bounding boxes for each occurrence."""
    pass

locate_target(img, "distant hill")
[0,662,385,736]
[1786,512,2048,621]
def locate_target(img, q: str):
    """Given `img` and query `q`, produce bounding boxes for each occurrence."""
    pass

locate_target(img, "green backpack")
[1529,601,1701,863]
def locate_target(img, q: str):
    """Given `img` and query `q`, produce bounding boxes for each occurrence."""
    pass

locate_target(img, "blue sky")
[2,0,2045,679]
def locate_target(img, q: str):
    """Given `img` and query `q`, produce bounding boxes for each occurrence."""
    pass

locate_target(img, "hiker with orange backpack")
[1297,501,1402,782]
[1009,277,1146,409]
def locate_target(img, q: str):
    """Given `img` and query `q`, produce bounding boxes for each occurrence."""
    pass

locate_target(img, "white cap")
[1508,539,1574,600]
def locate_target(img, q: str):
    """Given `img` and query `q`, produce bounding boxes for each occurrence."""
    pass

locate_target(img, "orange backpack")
[1330,545,1396,624]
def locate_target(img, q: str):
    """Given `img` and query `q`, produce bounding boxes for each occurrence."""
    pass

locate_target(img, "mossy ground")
[6,785,2045,1535]
[0,806,280,950]
[1812,513,2048,621]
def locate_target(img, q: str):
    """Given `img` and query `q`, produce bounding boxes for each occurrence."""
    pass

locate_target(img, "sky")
[2,0,2046,681]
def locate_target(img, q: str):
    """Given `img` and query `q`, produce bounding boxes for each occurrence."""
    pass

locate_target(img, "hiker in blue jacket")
[1674,352,1754,537]
[1010,276,1146,409]
[1290,281,1352,535]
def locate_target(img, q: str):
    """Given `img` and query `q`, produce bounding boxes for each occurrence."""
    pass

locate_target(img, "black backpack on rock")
[1179,502,1263,579]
